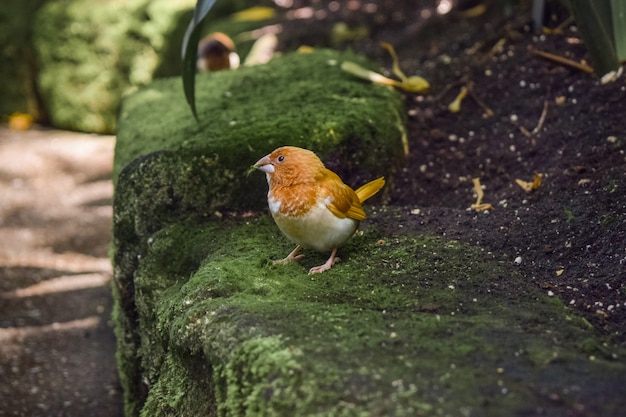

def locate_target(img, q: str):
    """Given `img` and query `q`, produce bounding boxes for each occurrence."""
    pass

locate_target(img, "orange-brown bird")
[254,146,385,274]
[197,32,240,71]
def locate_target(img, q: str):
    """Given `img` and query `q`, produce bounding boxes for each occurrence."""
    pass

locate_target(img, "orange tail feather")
[355,177,385,203]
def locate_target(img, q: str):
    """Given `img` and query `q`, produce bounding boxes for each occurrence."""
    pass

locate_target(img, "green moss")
[32,0,196,133]
[140,353,216,417]
[0,0,47,119]
[111,49,406,292]
[112,43,625,417]
[114,216,626,416]
[114,48,406,186]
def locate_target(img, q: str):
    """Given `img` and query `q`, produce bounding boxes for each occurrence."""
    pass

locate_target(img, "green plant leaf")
[569,0,619,77]
[182,0,218,120]
[612,0,626,61]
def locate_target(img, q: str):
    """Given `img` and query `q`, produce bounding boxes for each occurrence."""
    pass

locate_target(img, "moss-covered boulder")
[112,48,626,417]
[113,48,407,415]
[113,49,406,222]
[114,216,626,417]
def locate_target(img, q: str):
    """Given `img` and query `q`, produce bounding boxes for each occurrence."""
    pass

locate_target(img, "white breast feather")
[268,195,281,214]
[272,198,358,253]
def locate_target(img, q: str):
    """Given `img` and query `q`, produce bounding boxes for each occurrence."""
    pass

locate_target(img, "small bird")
[197,32,240,72]
[254,146,385,274]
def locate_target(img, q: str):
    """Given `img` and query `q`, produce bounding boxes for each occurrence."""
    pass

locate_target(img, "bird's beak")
[253,155,274,174]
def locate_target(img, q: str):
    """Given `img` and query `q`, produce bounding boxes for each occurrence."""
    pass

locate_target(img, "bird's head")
[253,146,326,187]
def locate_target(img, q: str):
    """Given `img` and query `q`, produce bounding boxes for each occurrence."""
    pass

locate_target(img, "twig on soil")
[466,83,494,117]
[542,16,575,35]
[529,46,594,74]
[519,98,549,137]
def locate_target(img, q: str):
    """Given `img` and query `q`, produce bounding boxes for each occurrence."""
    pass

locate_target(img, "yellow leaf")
[341,61,396,86]
[380,41,407,82]
[471,202,494,211]
[380,42,430,92]
[516,173,543,192]
[400,76,430,93]
[448,86,468,113]
[9,113,34,131]
[341,61,429,93]
[231,7,275,22]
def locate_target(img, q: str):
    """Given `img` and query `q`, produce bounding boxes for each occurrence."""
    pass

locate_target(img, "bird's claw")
[272,254,304,266]
[308,257,340,275]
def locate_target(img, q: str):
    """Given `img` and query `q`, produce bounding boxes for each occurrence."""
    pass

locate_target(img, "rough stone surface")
[113,48,406,211]
[112,49,407,416]
[117,216,626,417]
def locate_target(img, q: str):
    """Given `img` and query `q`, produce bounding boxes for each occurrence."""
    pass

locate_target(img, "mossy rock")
[113,49,406,232]
[113,215,626,417]
[112,48,626,417]
[113,48,408,416]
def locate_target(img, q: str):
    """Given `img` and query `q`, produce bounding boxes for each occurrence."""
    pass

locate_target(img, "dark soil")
[279,0,625,344]
[1,0,624,415]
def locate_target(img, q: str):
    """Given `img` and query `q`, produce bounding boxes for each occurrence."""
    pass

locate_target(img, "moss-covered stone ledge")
[112,49,406,251]
[114,216,626,416]
[112,48,626,417]
[113,49,408,416]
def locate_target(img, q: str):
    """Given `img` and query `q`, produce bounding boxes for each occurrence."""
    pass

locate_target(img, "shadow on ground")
[0,127,122,417]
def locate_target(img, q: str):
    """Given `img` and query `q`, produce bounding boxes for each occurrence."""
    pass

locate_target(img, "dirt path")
[0,127,122,416]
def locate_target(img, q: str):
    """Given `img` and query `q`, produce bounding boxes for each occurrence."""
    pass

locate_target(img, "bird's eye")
[277,155,285,163]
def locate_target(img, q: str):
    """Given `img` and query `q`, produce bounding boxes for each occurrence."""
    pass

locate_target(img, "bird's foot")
[308,248,340,274]
[308,257,340,274]
[273,245,304,266]
[272,254,304,266]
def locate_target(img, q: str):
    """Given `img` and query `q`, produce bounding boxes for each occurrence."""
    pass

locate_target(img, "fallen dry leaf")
[516,173,543,192]
[341,42,429,94]
[470,177,493,211]
[448,86,468,113]
[8,113,34,131]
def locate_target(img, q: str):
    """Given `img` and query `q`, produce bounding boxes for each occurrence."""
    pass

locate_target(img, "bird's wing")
[323,175,367,221]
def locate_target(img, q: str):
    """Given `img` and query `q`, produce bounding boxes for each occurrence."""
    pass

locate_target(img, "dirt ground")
[1,0,625,416]
[0,128,122,416]
[279,0,626,345]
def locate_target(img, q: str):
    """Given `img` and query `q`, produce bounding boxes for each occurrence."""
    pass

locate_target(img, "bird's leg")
[273,245,304,265]
[308,247,340,274]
